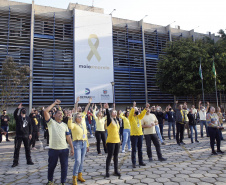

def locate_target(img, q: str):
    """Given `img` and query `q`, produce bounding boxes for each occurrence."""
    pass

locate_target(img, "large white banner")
[74,9,114,103]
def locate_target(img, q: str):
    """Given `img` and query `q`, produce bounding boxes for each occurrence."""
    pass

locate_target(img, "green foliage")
[8,113,16,131]
[156,38,215,97]
[0,57,31,109]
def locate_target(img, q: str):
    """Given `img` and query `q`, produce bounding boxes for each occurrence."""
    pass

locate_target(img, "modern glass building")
[0,0,220,110]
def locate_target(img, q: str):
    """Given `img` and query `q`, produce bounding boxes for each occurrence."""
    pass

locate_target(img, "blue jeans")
[122,129,131,151]
[86,120,92,135]
[168,122,175,139]
[73,140,87,176]
[200,120,209,137]
[189,125,198,142]
[48,149,69,183]
[0,125,9,141]
[130,135,143,165]
[155,125,163,143]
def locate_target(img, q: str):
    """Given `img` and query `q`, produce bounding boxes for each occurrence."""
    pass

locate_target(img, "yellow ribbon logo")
[87,34,101,62]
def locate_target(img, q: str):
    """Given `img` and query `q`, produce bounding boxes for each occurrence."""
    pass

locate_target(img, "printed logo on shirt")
[103,90,107,94]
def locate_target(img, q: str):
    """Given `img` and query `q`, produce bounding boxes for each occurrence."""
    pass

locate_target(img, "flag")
[212,61,216,78]
[199,63,203,80]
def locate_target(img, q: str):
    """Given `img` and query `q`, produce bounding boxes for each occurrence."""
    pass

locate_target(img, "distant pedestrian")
[0,109,10,142]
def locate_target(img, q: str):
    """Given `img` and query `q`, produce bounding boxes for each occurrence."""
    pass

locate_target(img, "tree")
[0,57,31,109]
[156,38,216,104]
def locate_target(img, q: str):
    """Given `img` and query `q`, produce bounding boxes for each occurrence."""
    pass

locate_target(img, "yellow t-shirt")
[47,118,69,150]
[106,119,120,143]
[119,112,131,129]
[93,110,106,131]
[68,119,89,147]
[141,114,157,135]
[128,108,147,136]
[182,109,189,122]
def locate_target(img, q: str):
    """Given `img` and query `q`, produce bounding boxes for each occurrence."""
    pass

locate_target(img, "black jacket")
[14,108,32,136]
[187,113,196,126]
[1,115,10,126]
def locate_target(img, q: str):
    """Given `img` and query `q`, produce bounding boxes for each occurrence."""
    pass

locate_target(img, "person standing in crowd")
[198,101,210,137]
[34,109,41,141]
[187,109,199,143]
[44,100,74,185]
[12,103,34,167]
[85,110,94,138]
[93,104,107,155]
[174,101,185,145]
[129,101,149,168]
[117,110,124,143]
[119,110,131,153]
[217,107,224,140]
[30,112,39,150]
[206,106,224,155]
[156,106,165,140]
[68,98,91,185]
[182,102,190,138]
[104,103,121,177]
[166,106,176,140]
[142,109,167,162]
[0,109,10,142]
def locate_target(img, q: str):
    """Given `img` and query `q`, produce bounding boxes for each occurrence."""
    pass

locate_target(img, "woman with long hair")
[206,106,224,155]
[104,103,121,177]
[93,104,107,154]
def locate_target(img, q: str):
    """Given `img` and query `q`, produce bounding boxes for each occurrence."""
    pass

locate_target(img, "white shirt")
[141,114,157,135]
[199,110,207,120]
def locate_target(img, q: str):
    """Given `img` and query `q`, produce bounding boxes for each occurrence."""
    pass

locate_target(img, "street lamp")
[111,81,115,104]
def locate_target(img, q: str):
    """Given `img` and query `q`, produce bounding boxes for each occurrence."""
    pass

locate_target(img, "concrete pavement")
[0,128,226,185]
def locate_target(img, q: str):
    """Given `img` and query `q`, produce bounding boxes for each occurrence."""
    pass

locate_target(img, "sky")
[12,0,226,35]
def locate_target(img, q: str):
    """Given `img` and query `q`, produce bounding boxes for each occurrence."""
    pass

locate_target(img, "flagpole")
[213,57,219,107]
[200,58,205,107]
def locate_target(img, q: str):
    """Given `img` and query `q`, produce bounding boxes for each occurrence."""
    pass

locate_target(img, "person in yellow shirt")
[93,104,107,154]
[68,98,91,185]
[128,101,150,168]
[119,110,131,153]
[104,103,121,178]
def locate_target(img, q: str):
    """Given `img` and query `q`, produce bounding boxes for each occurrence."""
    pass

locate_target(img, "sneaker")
[132,164,136,168]
[217,150,224,154]
[12,163,18,167]
[122,150,125,153]
[105,172,110,177]
[6,139,11,142]
[128,149,132,152]
[195,140,199,143]
[180,142,186,145]
[32,147,37,150]
[161,142,166,145]
[177,143,181,146]
[46,181,54,185]
[45,146,50,149]
[114,171,121,176]
[212,151,218,155]
[90,134,94,138]
[158,157,167,162]
[27,161,34,165]
[191,141,194,143]
[139,162,146,166]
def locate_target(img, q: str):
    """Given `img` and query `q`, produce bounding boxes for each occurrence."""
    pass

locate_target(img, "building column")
[29,1,35,112]
[139,20,148,103]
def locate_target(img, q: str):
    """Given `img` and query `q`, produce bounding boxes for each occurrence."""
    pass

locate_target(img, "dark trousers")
[30,132,38,148]
[48,149,69,183]
[159,124,164,138]
[130,135,143,165]
[106,143,120,173]
[13,136,32,164]
[120,127,123,142]
[208,127,221,152]
[144,134,162,159]
[95,131,107,154]
[0,126,9,141]
[176,122,185,144]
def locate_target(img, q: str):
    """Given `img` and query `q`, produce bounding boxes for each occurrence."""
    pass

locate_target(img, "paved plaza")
[0,128,226,185]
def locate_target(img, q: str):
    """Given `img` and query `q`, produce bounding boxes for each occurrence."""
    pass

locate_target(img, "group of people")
[2,98,224,185]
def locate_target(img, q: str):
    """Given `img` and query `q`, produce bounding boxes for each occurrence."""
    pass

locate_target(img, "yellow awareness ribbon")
[87,34,101,62]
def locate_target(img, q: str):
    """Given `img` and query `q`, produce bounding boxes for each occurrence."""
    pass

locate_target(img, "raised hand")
[119,110,122,114]
[199,101,201,105]
[18,103,22,109]
[175,100,178,104]
[68,112,72,119]
[146,103,150,108]
[207,102,210,106]
[133,101,136,107]
[94,104,97,110]
[89,97,92,103]
[76,96,80,103]
[55,99,61,105]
